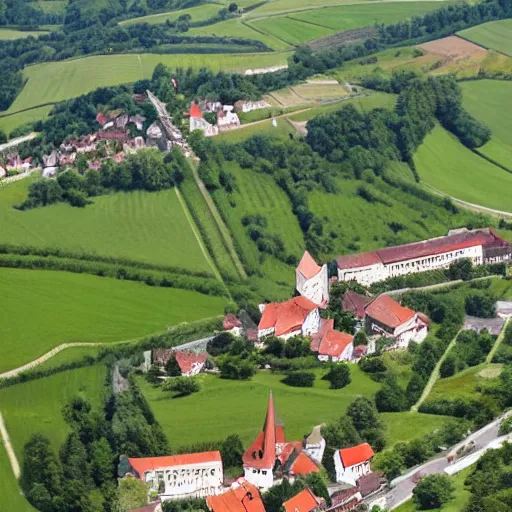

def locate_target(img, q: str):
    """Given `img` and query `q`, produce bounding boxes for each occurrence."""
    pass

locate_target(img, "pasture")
[0,105,53,136]
[0,29,49,40]
[120,3,221,25]
[0,180,212,273]
[414,125,512,213]
[0,268,226,372]
[136,366,381,447]
[28,0,67,13]
[214,117,295,142]
[458,19,512,57]
[0,366,107,461]
[461,80,512,170]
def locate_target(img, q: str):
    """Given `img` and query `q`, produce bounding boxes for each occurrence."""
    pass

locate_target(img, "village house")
[224,314,243,337]
[206,479,265,512]
[364,295,429,349]
[234,100,270,113]
[304,425,326,464]
[311,319,354,362]
[296,251,329,306]
[216,106,240,131]
[325,488,363,512]
[258,296,320,341]
[198,100,222,113]
[342,291,372,329]
[175,350,208,377]
[283,488,324,512]
[128,452,223,501]
[189,103,219,137]
[337,228,512,286]
[334,443,374,487]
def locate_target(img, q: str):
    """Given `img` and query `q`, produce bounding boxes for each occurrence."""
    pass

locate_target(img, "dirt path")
[0,411,20,479]
[486,317,511,363]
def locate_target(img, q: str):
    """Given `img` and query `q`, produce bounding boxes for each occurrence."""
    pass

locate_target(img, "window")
[262,470,267,475]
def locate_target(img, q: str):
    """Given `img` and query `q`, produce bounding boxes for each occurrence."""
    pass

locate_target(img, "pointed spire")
[261,391,276,466]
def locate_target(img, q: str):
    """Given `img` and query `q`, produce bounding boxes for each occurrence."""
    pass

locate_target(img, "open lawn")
[214,117,295,142]
[0,366,107,461]
[136,366,381,447]
[3,52,289,115]
[0,268,226,372]
[461,80,512,170]
[0,105,53,136]
[458,19,512,57]
[414,125,512,213]
[0,180,213,273]
[28,0,67,13]
[0,29,49,40]
[120,3,222,25]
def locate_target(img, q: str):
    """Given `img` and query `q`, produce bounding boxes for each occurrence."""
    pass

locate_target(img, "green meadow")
[120,3,221,25]
[461,80,512,170]
[0,29,49,40]
[0,268,226,372]
[28,0,67,13]
[0,366,107,461]
[459,18,512,56]
[0,105,53,136]
[414,125,512,213]
[0,180,212,272]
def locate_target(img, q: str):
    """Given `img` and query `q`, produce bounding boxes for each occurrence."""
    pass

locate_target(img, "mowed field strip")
[0,268,226,373]
[458,18,512,57]
[120,3,222,25]
[0,28,49,40]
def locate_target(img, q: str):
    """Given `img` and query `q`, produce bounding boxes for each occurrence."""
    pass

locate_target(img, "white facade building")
[128,452,223,502]
[216,106,240,130]
[296,251,329,306]
[334,443,374,487]
[304,426,326,465]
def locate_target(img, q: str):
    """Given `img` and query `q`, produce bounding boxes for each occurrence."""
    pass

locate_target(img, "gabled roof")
[310,318,332,352]
[174,351,207,374]
[129,451,221,477]
[297,251,322,280]
[283,488,321,512]
[342,291,373,319]
[318,328,354,358]
[365,295,415,329]
[207,481,265,512]
[259,297,318,337]
[338,443,374,468]
[288,452,320,476]
[190,103,202,118]
[224,314,242,330]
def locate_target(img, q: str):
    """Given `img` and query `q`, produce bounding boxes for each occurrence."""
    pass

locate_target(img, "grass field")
[0,366,107,461]
[214,117,295,142]
[28,0,67,13]
[0,29,49,40]
[414,125,512,213]
[137,366,381,447]
[0,268,226,372]
[0,180,213,273]
[490,279,512,300]
[461,80,512,170]
[0,105,53,136]
[458,19,512,57]
[120,3,222,25]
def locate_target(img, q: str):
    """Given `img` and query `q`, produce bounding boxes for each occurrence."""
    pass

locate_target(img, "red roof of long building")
[297,251,322,280]
[364,294,415,329]
[129,451,221,477]
[283,488,320,512]
[258,297,318,337]
[207,481,265,512]
[337,229,504,269]
[318,328,354,358]
[339,443,374,468]
[174,350,208,374]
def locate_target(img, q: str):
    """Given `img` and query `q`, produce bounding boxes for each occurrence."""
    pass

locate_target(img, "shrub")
[413,474,455,510]
[217,356,256,380]
[162,376,202,396]
[325,363,351,389]
[465,292,496,318]
[283,371,315,388]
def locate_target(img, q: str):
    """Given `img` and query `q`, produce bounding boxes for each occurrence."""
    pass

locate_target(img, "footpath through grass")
[0,268,226,373]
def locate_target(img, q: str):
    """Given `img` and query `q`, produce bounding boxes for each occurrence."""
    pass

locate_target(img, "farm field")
[2,52,289,115]
[28,0,67,13]
[414,125,512,213]
[0,105,53,136]
[0,268,226,373]
[458,18,512,57]
[214,117,295,142]
[136,366,381,448]
[0,366,107,461]
[0,28,49,40]
[0,180,212,272]
[461,80,512,170]
[120,3,222,25]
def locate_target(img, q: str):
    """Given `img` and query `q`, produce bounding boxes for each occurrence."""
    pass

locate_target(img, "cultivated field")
[458,18,512,57]
[0,105,53,136]
[0,179,213,273]
[120,3,222,25]
[0,268,226,373]
[417,35,487,59]
[414,125,512,213]
[461,79,512,170]
[136,366,381,447]
[0,366,107,460]
[0,29,49,40]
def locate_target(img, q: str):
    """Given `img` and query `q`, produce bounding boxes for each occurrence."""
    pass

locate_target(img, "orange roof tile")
[190,103,202,118]
[207,481,265,512]
[365,295,415,329]
[318,328,354,358]
[289,452,319,476]
[174,350,207,374]
[224,314,242,330]
[129,451,221,477]
[283,489,320,512]
[297,251,322,280]
[339,443,374,468]
[342,291,373,319]
[258,297,318,337]
[277,441,302,466]
[310,318,333,352]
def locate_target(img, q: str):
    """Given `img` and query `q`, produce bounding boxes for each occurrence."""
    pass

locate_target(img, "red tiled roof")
[278,441,302,466]
[224,314,242,330]
[342,291,373,319]
[289,452,319,476]
[207,481,265,512]
[353,345,367,357]
[339,443,374,468]
[283,489,320,512]
[365,295,415,329]
[297,251,322,279]
[258,297,318,337]
[417,312,431,326]
[310,318,333,352]
[190,103,202,118]
[276,425,285,444]
[98,130,128,141]
[318,328,354,358]
[174,350,207,374]
[96,112,108,126]
[337,229,503,269]
[358,472,381,496]
[129,451,221,477]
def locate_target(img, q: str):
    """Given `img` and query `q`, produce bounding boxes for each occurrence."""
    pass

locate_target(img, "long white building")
[337,228,512,286]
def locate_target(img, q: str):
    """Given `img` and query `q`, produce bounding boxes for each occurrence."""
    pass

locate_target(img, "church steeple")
[261,391,276,466]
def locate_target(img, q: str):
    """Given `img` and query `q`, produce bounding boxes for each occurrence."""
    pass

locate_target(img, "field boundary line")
[0,411,20,479]
[486,317,510,363]
[472,147,512,174]
[285,14,336,31]
[410,329,462,412]
[187,160,248,280]
[174,187,226,286]
[242,19,294,48]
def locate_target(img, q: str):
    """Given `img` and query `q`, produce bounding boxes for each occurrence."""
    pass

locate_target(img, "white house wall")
[296,265,329,305]
[334,451,371,487]
[244,466,274,490]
